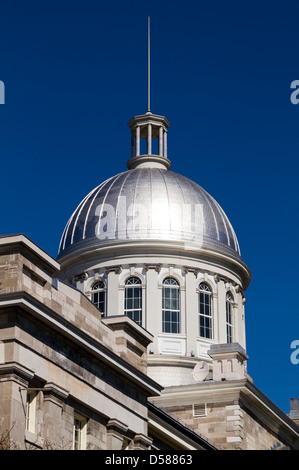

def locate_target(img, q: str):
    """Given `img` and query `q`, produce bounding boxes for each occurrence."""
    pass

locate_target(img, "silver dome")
[58,168,241,259]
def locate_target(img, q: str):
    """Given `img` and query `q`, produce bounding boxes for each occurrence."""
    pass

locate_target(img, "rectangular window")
[226,301,233,343]
[198,286,212,339]
[73,414,87,450]
[93,291,105,314]
[162,278,181,334]
[162,287,180,333]
[124,284,142,326]
[25,391,37,433]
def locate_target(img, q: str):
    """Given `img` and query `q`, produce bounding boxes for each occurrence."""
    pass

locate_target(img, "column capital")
[182,266,200,276]
[132,433,153,450]
[144,263,161,273]
[43,382,69,400]
[74,271,88,282]
[214,274,228,284]
[107,418,128,435]
[105,265,122,275]
[0,362,35,386]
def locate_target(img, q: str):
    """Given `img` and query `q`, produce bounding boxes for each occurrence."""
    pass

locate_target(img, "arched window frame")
[91,280,106,316]
[226,292,234,343]
[162,277,180,334]
[124,276,142,326]
[198,282,213,339]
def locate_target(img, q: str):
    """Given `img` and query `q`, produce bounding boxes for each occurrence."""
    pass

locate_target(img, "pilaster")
[0,362,34,449]
[216,278,227,343]
[42,382,69,448]
[144,264,161,349]
[106,266,122,316]
[184,268,197,356]
[208,343,248,381]
[106,418,128,450]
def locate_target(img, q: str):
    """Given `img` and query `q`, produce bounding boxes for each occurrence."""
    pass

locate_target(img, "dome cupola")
[56,18,251,388]
[57,105,251,387]
[58,109,245,271]
[127,111,171,170]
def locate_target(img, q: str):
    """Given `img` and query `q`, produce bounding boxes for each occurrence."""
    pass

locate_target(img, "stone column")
[216,278,227,343]
[164,130,167,157]
[131,129,135,158]
[136,126,140,156]
[159,126,163,156]
[183,268,197,356]
[42,382,69,449]
[0,363,34,449]
[106,419,128,450]
[144,264,161,351]
[132,433,153,450]
[106,266,122,316]
[235,287,246,350]
[147,123,152,154]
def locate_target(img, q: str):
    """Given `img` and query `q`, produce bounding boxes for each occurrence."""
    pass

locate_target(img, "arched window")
[198,283,212,339]
[91,281,106,316]
[162,277,180,334]
[124,277,142,326]
[226,292,234,343]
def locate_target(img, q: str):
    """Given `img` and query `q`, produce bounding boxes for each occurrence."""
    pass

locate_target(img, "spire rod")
[147,16,151,113]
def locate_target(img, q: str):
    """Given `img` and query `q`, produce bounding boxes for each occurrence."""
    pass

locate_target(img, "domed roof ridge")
[58,168,241,260]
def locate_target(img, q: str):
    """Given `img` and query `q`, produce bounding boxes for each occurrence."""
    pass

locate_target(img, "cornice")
[59,240,251,290]
[151,379,299,446]
[0,234,60,277]
[0,291,162,397]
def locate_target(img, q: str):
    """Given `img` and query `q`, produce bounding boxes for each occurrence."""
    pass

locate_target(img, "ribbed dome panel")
[58,169,240,259]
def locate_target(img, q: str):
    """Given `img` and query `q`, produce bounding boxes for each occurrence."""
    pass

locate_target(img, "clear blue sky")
[0,0,298,415]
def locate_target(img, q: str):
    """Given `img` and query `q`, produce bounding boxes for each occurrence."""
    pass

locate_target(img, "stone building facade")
[0,105,299,450]
[0,234,298,450]
[0,234,214,450]
[150,344,299,450]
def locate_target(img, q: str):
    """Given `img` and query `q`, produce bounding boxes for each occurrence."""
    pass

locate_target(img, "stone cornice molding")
[0,234,60,277]
[133,433,153,449]
[59,240,251,290]
[43,381,69,402]
[0,361,35,384]
[182,266,200,276]
[0,291,162,397]
[144,263,162,273]
[214,274,228,284]
[105,265,122,275]
[73,271,88,282]
[152,378,299,445]
[107,418,128,435]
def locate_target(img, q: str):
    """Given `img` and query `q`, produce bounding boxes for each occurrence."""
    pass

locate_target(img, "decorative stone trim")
[106,418,129,450]
[34,382,70,410]
[129,264,136,275]
[0,361,35,385]
[144,264,162,273]
[107,418,128,435]
[133,433,153,450]
[105,265,122,275]
[214,274,228,284]
[43,382,69,401]
[74,272,88,282]
[208,343,248,381]
[182,266,200,277]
